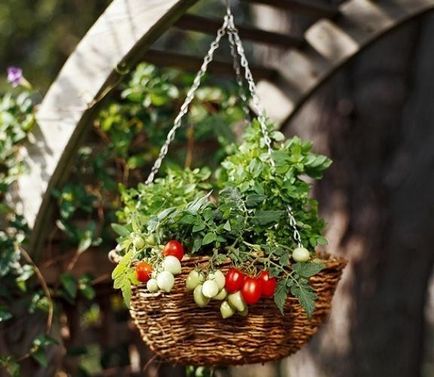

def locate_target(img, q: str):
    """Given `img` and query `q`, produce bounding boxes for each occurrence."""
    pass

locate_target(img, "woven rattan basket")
[129,254,346,365]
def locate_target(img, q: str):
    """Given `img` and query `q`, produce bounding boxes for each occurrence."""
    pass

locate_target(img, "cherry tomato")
[225,268,245,293]
[292,247,310,262]
[163,240,185,260]
[241,277,262,305]
[258,271,277,298]
[135,261,153,283]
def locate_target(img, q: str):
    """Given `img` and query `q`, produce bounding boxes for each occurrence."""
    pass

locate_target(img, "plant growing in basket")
[112,120,332,317]
[110,6,345,365]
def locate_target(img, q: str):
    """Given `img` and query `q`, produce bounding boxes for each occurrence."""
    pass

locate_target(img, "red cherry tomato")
[225,268,245,293]
[163,240,185,260]
[258,270,277,298]
[241,277,262,305]
[135,261,153,283]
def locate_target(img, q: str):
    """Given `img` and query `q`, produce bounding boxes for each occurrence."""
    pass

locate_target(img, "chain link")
[228,29,251,120]
[225,11,275,167]
[141,5,303,248]
[144,16,229,185]
[287,205,303,248]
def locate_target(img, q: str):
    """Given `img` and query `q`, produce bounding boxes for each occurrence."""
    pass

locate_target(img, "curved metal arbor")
[17,0,434,257]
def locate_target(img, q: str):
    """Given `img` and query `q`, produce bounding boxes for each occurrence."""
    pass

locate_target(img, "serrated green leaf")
[290,277,317,317]
[292,262,325,278]
[274,279,289,315]
[254,210,283,225]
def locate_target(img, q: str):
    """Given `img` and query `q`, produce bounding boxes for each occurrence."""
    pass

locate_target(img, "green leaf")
[112,250,135,307]
[292,262,325,278]
[202,232,216,245]
[0,356,20,377]
[274,279,289,315]
[289,277,317,317]
[192,222,206,232]
[31,347,47,367]
[0,305,12,323]
[111,223,130,237]
[60,273,77,299]
[78,235,92,253]
[254,210,283,225]
[245,194,266,207]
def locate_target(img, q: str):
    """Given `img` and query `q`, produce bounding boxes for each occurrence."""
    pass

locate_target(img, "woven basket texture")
[129,254,346,366]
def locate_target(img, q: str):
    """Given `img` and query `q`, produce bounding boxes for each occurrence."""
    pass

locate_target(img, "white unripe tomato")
[213,288,228,301]
[186,270,203,291]
[193,285,210,307]
[162,255,182,275]
[220,300,235,319]
[227,291,246,312]
[156,271,175,292]
[292,247,310,262]
[209,270,225,290]
[202,280,219,298]
[146,278,159,293]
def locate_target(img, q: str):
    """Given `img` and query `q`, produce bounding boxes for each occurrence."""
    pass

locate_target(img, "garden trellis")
[16,0,434,261]
[8,0,434,372]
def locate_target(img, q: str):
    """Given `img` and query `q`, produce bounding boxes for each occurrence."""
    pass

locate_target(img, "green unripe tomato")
[186,270,203,291]
[292,247,310,262]
[162,255,182,275]
[193,285,210,307]
[133,235,145,250]
[202,280,219,298]
[209,270,225,290]
[156,271,175,292]
[146,278,159,293]
[227,291,246,312]
[213,288,228,301]
[145,234,156,246]
[220,300,235,319]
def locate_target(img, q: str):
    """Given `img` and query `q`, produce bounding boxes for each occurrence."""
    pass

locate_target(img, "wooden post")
[16,0,199,258]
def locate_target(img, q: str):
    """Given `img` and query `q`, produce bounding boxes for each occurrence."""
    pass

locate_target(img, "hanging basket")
[110,6,346,366]
[128,255,345,365]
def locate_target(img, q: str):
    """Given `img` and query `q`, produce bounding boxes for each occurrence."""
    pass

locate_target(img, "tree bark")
[251,6,434,377]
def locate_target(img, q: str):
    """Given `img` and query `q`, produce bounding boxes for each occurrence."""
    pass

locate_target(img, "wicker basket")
[129,254,346,366]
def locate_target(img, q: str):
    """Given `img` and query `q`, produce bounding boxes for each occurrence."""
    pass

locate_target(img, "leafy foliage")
[113,120,331,315]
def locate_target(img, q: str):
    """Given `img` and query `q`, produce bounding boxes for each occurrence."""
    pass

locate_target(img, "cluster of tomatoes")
[135,240,185,293]
[135,239,311,319]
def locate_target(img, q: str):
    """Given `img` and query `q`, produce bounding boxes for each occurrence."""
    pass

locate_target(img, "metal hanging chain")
[287,206,303,248]
[224,9,275,167]
[224,8,304,248]
[142,5,304,248]
[144,16,229,185]
[228,29,251,120]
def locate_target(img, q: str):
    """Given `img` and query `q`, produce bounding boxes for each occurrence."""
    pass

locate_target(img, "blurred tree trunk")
[250,6,434,377]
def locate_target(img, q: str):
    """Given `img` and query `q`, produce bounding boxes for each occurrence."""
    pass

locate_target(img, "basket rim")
[110,248,347,268]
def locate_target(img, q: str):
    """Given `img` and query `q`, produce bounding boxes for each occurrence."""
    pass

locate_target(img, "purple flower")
[7,66,23,87]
